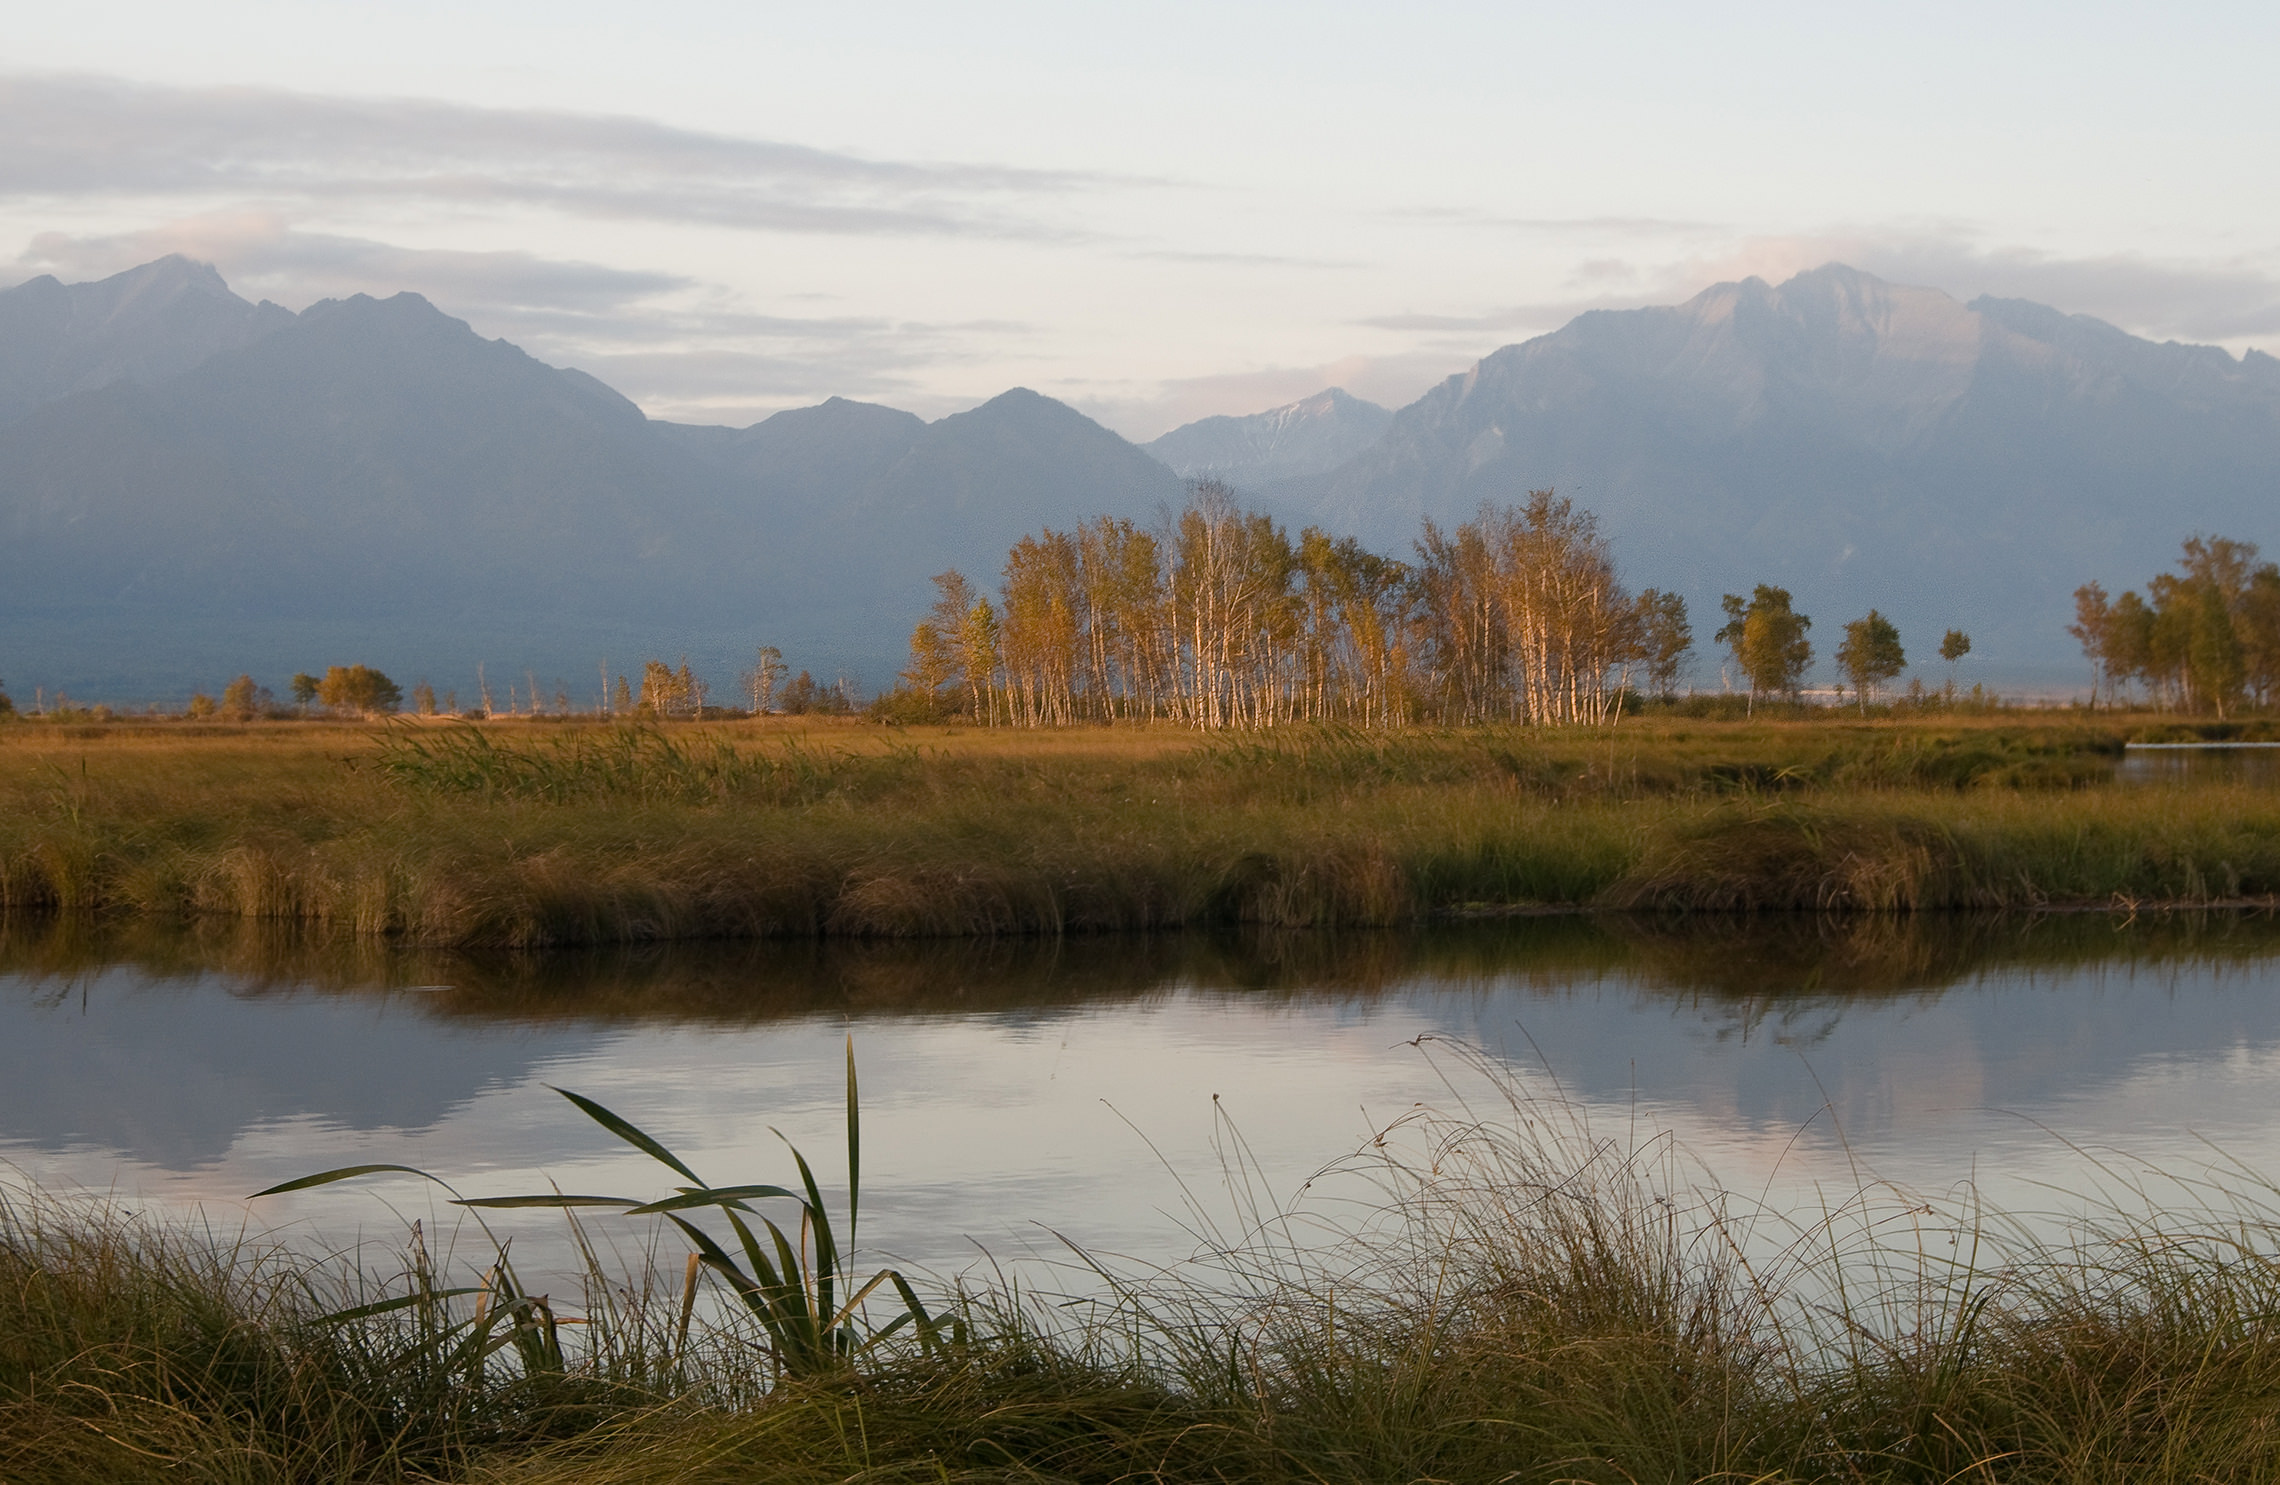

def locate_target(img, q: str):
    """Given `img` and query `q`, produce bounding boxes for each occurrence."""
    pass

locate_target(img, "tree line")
[0,655,853,724]
[897,483,1675,728]
[2071,537,2280,716]
[895,481,1970,729]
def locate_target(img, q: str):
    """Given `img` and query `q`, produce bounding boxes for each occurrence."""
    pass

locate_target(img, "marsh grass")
[17,1041,2280,1481]
[0,717,2272,946]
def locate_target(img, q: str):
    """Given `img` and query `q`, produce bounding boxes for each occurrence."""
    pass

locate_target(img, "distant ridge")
[1144,387,1392,485]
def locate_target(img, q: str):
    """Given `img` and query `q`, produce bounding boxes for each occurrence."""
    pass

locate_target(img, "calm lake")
[7,914,2280,1285]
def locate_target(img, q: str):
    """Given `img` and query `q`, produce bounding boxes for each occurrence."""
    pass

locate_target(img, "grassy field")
[1,713,2276,945]
[11,1048,2280,1484]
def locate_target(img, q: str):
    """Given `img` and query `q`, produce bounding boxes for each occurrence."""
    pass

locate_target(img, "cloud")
[0,73,1109,239]
[1123,247,1364,269]
[1358,233,2280,353]
[1619,231,2280,346]
[17,214,689,311]
[1837,241,2280,344]
[1378,208,1727,236]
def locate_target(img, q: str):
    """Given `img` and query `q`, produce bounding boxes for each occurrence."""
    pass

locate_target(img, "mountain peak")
[1144,386,1394,485]
[965,386,1057,417]
[0,254,291,425]
[108,253,235,296]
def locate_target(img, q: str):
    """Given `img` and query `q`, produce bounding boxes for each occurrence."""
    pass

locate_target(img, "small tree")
[743,646,787,714]
[958,600,1001,724]
[2068,584,2113,707]
[1633,589,1692,700]
[220,674,261,720]
[779,670,820,715]
[903,621,958,701]
[412,680,438,716]
[2240,567,2280,708]
[2188,579,2246,718]
[1938,629,1971,698]
[289,672,321,717]
[317,665,403,718]
[1837,611,1907,714]
[638,660,678,716]
[1716,585,1812,713]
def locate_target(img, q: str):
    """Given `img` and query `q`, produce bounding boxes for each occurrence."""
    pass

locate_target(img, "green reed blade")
[888,1270,942,1351]
[846,1032,860,1258]
[719,1208,797,1316]
[546,1085,706,1186]
[452,1195,643,1209]
[624,1183,803,1215]
[314,1286,488,1325]
[759,1215,813,1326]
[250,1163,452,1198]
[780,1138,839,1301]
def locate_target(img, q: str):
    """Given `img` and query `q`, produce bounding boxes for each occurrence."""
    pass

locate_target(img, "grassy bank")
[2,716,2275,946]
[12,1059,2280,1483]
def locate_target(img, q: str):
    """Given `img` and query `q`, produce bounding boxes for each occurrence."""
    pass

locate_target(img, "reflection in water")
[5,911,2280,1277]
[10,909,2276,1021]
[2118,744,2280,787]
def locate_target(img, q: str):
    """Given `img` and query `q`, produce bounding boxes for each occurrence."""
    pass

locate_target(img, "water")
[2119,741,2280,786]
[7,916,2280,1287]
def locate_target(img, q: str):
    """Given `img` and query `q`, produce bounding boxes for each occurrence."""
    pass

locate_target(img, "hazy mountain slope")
[706,388,1188,639]
[863,387,1182,544]
[0,255,292,427]
[0,290,729,626]
[1144,387,1391,484]
[1274,265,2280,679]
[659,395,925,488]
[0,265,1183,699]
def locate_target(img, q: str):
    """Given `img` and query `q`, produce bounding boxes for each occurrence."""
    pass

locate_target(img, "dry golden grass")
[1,713,2272,945]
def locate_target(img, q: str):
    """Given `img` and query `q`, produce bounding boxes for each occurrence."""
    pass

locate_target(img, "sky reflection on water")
[5,916,2280,1284]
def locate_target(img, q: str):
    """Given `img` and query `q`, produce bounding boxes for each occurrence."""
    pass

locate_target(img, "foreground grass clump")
[0,716,2273,945]
[14,1052,2280,1483]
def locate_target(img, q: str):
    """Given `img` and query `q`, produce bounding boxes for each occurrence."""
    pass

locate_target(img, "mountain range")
[2,255,2276,701]
[1263,264,2280,685]
[0,258,1180,699]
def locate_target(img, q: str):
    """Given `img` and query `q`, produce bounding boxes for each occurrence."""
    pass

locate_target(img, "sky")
[6,1,2280,438]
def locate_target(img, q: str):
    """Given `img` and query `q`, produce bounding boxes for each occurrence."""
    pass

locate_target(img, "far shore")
[3,712,2273,946]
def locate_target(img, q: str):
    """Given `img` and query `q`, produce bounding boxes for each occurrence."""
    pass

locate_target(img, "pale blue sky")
[6,1,2276,434]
